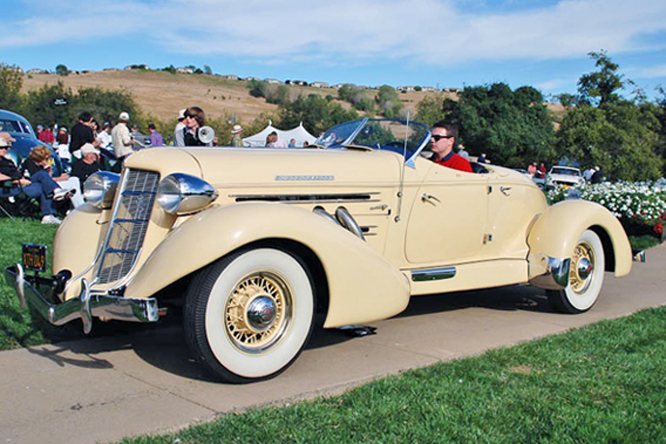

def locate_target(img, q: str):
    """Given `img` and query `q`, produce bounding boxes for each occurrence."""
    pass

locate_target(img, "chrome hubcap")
[246,296,277,331]
[577,257,593,281]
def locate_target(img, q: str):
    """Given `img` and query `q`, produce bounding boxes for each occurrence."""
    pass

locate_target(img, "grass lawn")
[0,218,64,349]
[118,305,666,443]
[629,235,661,252]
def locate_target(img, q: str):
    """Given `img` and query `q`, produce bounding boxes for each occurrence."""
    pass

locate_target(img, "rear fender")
[125,203,411,327]
[527,200,631,280]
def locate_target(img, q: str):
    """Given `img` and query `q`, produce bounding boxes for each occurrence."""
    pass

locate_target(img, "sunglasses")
[431,134,454,142]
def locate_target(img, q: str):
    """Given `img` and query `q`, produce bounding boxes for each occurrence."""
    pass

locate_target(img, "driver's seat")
[470,162,489,174]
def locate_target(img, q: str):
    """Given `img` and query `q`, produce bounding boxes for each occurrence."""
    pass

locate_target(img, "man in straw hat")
[230,124,243,147]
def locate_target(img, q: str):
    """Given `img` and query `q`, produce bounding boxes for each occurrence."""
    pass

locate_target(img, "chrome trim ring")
[224,271,293,354]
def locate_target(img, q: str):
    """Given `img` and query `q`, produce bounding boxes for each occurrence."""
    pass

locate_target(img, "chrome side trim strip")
[231,192,380,204]
[411,267,457,282]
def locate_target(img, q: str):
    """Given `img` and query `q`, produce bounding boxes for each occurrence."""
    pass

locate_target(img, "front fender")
[527,200,632,280]
[53,204,106,300]
[125,203,411,328]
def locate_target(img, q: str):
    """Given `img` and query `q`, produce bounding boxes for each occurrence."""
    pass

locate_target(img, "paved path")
[2,244,665,444]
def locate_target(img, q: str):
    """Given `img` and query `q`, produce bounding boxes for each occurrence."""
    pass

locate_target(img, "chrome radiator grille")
[96,169,160,284]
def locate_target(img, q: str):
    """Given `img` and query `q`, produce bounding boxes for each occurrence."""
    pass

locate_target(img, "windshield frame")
[315,118,432,166]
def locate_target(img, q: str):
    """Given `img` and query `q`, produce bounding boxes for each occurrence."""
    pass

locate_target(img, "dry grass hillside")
[21,70,452,125]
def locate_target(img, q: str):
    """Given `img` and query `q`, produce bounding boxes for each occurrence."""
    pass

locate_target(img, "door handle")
[421,193,441,205]
[500,186,512,196]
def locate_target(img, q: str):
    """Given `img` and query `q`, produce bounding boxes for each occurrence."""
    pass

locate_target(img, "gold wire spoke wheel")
[569,241,595,295]
[547,230,605,314]
[185,248,314,382]
[224,271,293,353]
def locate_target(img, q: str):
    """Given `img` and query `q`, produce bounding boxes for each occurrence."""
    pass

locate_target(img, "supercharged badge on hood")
[275,175,335,181]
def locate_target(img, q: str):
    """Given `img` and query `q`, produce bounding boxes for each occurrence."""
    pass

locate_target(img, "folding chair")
[0,180,40,222]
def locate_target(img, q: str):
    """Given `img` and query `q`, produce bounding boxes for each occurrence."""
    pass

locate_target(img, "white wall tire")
[185,248,315,383]
[548,230,605,313]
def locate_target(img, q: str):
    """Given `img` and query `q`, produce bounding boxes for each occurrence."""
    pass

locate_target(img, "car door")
[405,161,488,264]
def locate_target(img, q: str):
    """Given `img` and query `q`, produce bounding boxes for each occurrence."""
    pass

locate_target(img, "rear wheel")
[547,230,605,313]
[184,248,315,383]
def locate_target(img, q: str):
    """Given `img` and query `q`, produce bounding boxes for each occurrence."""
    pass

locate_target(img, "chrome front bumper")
[4,264,159,334]
[529,256,571,290]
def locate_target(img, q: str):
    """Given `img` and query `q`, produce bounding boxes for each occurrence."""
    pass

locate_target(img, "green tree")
[247,80,290,106]
[279,94,358,135]
[557,101,662,180]
[655,88,666,164]
[248,79,268,98]
[21,82,74,127]
[55,64,69,76]
[577,51,625,106]
[375,85,403,118]
[0,63,23,110]
[440,83,555,167]
[338,84,373,112]
[272,85,291,106]
[415,95,445,127]
[203,65,213,75]
[556,52,663,180]
[22,84,140,129]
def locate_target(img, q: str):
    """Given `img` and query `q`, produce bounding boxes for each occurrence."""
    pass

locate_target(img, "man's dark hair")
[432,120,458,140]
[78,111,93,122]
[148,123,156,130]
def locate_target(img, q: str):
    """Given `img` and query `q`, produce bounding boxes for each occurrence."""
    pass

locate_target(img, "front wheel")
[184,248,315,383]
[547,230,605,313]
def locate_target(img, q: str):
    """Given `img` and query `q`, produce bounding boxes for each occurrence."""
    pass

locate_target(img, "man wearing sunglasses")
[430,120,473,173]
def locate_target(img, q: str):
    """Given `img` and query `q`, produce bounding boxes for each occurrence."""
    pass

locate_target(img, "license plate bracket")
[22,243,47,273]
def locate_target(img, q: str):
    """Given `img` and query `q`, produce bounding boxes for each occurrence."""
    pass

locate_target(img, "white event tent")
[242,121,317,148]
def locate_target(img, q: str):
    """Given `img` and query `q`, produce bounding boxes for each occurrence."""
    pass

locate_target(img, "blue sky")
[3,0,666,100]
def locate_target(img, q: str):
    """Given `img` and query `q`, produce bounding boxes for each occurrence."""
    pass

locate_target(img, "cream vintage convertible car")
[5,118,632,382]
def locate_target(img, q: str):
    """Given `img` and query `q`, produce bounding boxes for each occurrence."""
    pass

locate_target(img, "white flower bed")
[548,181,666,236]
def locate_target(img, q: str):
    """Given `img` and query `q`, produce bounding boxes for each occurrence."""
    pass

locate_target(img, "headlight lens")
[157,173,218,215]
[83,171,120,209]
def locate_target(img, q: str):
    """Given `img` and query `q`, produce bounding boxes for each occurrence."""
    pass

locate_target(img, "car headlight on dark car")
[157,173,218,215]
[83,171,120,209]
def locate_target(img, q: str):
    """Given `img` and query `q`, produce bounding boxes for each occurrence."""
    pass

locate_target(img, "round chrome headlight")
[157,173,218,215]
[83,171,120,209]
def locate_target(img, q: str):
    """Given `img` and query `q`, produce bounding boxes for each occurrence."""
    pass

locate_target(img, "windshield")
[315,118,431,162]
[0,119,22,133]
[0,119,32,136]
[551,167,580,176]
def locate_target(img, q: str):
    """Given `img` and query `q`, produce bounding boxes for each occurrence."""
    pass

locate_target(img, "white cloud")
[629,64,666,79]
[536,78,574,92]
[4,0,666,67]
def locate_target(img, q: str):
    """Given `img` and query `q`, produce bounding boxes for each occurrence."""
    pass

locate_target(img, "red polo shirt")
[434,151,473,173]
